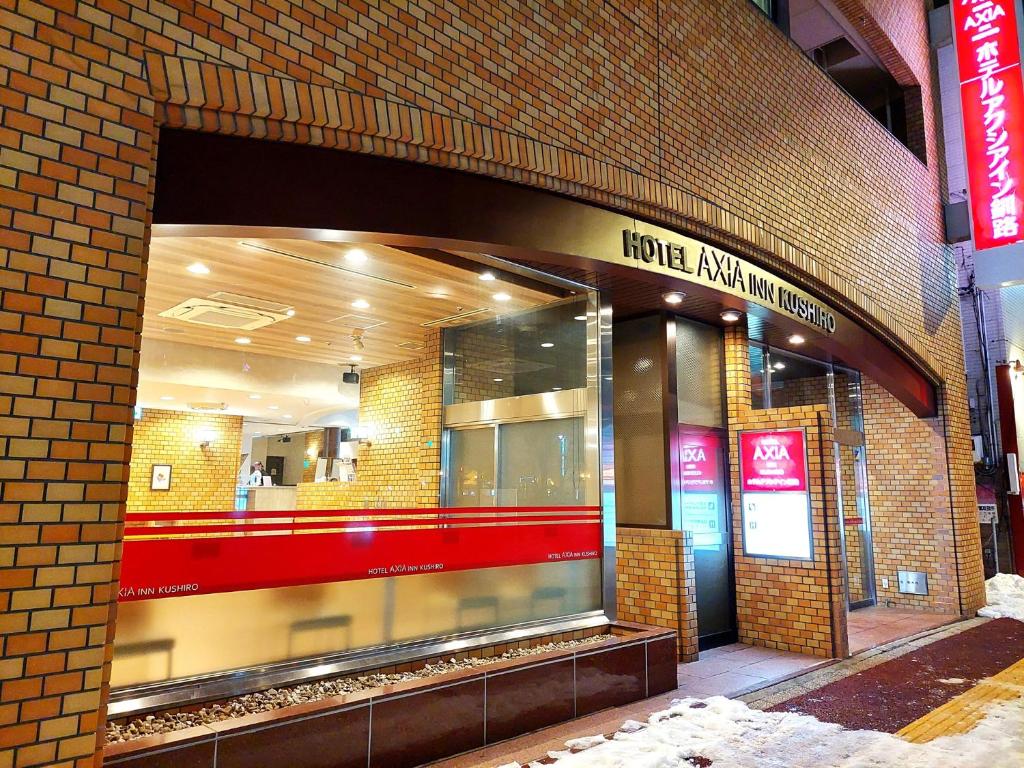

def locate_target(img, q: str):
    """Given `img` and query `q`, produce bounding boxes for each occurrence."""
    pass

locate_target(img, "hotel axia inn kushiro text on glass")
[0,1,1008,767]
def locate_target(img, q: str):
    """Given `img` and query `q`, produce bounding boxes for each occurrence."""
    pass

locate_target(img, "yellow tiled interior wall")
[296,330,442,510]
[126,409,243,514]
[616,528,699,662]
[300,430,323,484]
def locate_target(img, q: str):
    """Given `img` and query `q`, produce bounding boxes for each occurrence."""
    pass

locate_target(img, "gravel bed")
[107,634,610,744]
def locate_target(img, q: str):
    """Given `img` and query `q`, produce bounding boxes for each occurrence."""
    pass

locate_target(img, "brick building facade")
[0,1,984,765]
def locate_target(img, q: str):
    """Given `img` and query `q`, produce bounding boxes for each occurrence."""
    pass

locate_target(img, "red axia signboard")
[953,0,1024,251]
[679,432,721,491]
[739,429,808,493]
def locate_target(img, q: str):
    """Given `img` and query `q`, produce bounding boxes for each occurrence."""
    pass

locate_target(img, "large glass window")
[445,298,587,403]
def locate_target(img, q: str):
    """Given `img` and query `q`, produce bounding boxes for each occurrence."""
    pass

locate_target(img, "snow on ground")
[508,694,1024,768]
[978,573,1024,621]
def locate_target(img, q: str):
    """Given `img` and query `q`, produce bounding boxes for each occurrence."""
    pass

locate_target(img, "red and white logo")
[952,0,1024,251]
[740,429,807,493]
[679,432,721,491]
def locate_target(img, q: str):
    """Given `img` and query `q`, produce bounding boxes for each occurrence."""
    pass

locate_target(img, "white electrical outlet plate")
[881,577,889,589]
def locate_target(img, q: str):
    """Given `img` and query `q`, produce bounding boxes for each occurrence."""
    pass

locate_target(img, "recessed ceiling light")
[479,272,496,282]
[352,299,370,309]
[186,262,210,275]
[552,387,562,391]
[773,362,786,370]
[345,248,368,265]
[160,395,174,401]
[282,414,293,419]
[663,291,685,305]
[350,354,363,362]
[540,342,555,348]
[720,309,743,323]
[788,334,806,345]
[493,292,511,302]
[295,335,311,343]
[234,337,251,345]
[286,309,296,317]
[267,405,279,410]
[574,315,587,321]
[249,394,262,400]
[493,377,504,382]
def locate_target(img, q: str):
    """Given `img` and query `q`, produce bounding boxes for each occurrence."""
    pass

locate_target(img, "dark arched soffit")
[151,129,937,417]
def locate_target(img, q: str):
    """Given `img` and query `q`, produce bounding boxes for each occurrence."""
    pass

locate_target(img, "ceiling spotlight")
[160,395,174,401]
[493,292,511,302]
[352,299,370,310]
[295,335,311,343]
[663,291,685,305]
[773,362,786,370]
[234,336,252,345]
[345,248,368,265]
[282,414,293,419]
[574,315,587,321]
[267,405,279,410]
[350,354,363,362]
[286,309,296,317]
[720,309,743,323]
[540,342,555,348]
[493,377,504,382]
[479,272,496,282]
[249,394,262,400]
[788,333,806,345]
[186,262,210,275]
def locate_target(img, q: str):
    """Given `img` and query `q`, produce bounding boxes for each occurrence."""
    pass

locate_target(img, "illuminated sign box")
[679,431,725,551]
[952,0,1024,253]
[739,428,813,560]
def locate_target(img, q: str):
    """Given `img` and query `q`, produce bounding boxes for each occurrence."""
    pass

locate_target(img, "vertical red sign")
[739,429,808,493]
[952,0,1024,251]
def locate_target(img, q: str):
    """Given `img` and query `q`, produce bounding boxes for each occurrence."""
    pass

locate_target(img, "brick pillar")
[723,327,848,658]
[0,7,154,766]
[616,528,699,662]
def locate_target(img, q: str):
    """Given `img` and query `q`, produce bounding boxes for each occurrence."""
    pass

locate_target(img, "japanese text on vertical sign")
[952,0,1024,251]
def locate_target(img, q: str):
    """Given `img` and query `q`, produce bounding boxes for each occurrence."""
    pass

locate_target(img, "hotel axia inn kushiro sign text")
[953,0,1024,252]
[739,429,814,561]
[622,229,838,334]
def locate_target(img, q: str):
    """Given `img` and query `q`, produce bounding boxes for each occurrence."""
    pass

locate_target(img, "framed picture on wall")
[151,464,172,491]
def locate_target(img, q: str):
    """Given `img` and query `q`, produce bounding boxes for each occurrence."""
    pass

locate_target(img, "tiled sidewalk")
[847,606,959,654]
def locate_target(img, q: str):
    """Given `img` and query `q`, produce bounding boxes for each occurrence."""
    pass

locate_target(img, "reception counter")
[245,485,298,511]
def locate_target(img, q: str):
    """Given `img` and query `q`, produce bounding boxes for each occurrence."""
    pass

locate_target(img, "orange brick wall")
[861,377,960,613]
[124,409,241,514]
[0,1,982,765]
[616,528,699,662]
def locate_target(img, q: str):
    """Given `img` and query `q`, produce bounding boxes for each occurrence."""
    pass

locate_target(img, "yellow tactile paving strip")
[897,658,1024,743]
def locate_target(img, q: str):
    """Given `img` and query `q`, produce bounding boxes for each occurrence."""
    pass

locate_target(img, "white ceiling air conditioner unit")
[158,298,290,330]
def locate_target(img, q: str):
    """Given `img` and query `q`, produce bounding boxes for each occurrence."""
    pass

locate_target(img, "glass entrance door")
[677,426,736,647]
[833,367,876,609]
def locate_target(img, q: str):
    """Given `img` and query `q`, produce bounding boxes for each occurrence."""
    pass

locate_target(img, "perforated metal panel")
[613,315,668,526]
[674,319,724,428]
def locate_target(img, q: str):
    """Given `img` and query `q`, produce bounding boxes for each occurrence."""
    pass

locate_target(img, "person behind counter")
[248,461,272,486]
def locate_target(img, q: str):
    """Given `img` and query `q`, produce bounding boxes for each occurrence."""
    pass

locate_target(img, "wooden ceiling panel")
[143,238,564,368]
